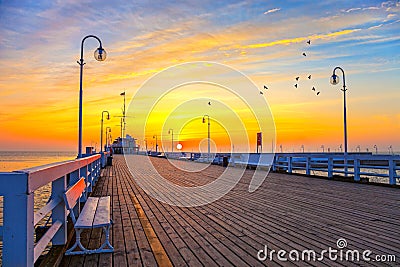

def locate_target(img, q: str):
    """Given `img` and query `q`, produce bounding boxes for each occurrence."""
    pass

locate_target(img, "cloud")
[345,7,362,13]
[344,6,380,13]
[264,8,280,15]
[221,28,360,51]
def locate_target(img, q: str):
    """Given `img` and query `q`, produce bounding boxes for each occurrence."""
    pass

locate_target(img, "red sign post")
[257,132,262,153]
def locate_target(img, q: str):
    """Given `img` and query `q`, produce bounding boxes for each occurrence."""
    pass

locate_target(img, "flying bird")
[312,86,316,91]
[295,76,299,81]
[308,75,311,79]
[264,85,268,90]
[307,40,311,45]
[316,91,320,95]
[259,91,263,95]
[208,101,211,105]
[294,84,298,88]
[302,52,307,57]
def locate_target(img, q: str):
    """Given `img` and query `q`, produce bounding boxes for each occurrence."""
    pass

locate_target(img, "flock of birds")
[207,39,319,106]
[261,39,321,96]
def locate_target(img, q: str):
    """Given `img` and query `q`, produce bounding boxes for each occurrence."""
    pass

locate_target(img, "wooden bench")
[63,177,114,255]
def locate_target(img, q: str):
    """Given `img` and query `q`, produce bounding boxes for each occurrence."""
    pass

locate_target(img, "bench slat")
[64,178,86,210]
[93,196,111,227]
[75,197,98,228]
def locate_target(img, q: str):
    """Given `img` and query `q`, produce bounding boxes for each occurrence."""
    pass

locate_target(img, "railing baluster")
[306,157,310,175]
[354,158,360,181]
[389,159,395,185]
[51,175,67,245]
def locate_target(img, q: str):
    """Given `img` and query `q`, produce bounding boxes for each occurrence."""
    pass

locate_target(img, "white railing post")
[354,158,360,181]
[51,175,67,245]
[88,162,93,191]
[287,156,292,173]
[94,158,100,181]
[389,159,395,185]
[306,157,310,175]
[328,157,333,179]
[2,172,34,267]
[272,155,276,171]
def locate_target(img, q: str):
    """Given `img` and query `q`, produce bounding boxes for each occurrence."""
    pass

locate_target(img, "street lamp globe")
[330,74,339,85]
[94,47,107,61]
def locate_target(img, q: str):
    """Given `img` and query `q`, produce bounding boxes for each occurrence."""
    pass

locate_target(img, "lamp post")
[330,67,348,156]
[153,135,158,153]
[120,91,126,138]
[77,35,106,158]
[100,111,110,152]
[119,118,123,139]
[374,145,378,154]
[331,66,348,175]
[105,127,111,150]
[202,115,210,162]
[168,129,174,153]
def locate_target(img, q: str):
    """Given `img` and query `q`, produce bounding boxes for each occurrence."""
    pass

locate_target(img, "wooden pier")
[59,155,399,266]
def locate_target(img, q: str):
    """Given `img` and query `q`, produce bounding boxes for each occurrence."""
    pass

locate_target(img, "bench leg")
[97,225,114,253]
[65,226,114,255]
[65,228,88,255]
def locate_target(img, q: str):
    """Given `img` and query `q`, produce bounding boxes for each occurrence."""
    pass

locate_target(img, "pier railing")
[0,154,102,266]
[272,153,400,185]
[162,152,400,185]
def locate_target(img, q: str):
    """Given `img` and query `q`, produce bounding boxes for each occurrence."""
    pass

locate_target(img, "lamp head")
[107,114,110,120]
[94,47,107,61]
[202,117,205,123]
[330,73,339,85]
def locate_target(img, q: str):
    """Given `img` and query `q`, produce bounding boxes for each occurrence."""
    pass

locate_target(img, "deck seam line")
[129,192,173,267]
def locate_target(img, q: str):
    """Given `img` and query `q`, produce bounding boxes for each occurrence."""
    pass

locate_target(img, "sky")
[0,0,399,153]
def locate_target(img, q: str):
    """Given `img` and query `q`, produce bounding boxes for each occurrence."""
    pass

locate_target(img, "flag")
[120,92,125,96]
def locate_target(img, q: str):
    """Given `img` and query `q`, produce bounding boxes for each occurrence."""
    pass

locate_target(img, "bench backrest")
[63,177,86,224]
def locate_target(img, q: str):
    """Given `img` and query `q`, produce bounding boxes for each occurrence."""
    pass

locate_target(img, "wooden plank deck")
[60,155,400,266]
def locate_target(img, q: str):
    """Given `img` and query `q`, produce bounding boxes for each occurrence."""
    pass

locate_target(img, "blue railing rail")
[272,153,400,185]
[0,153,103,266]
